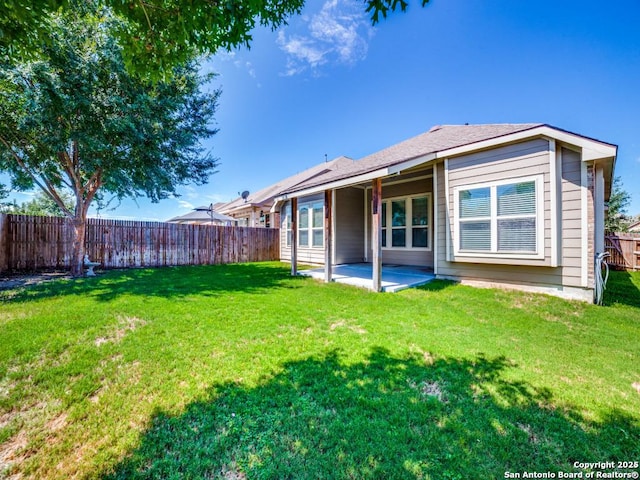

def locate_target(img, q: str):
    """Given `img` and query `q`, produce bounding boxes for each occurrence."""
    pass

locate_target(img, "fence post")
[0,214,7,273]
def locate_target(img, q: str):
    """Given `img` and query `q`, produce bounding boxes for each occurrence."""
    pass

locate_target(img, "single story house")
[216,157,353,228]
[273,124,617,302]
[166,205,237,225]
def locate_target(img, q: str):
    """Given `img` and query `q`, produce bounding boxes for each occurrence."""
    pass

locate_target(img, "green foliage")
[0,182,12,212]
[0,7,219,207]
[0,6,220,273]
[605,176,632,233]
[0,0,431,79]
[7,190,74,216]
[366,0,430,24]
[0,263,638,478]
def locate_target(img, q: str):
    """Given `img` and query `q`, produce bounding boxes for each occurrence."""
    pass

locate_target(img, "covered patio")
[287,178,434,293]
[298,263,435,293]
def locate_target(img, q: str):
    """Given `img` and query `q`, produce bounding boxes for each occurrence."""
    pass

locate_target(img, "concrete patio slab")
[299,263,435,293]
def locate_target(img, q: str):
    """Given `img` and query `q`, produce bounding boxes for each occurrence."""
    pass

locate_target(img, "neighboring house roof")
[277,123,617,198]
[217,156,354,215]
[628,220,640,232]
[166,205,237,224]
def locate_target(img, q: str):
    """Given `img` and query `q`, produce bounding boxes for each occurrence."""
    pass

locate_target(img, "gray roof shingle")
[280,123,544,194]
[218,156,354,213]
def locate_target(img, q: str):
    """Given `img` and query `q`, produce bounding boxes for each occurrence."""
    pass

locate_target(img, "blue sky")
[6,0,640,219]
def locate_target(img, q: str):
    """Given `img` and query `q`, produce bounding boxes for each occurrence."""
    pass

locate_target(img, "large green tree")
[605,176,632,233]
[0,8,219,275]
[1,0,429,79]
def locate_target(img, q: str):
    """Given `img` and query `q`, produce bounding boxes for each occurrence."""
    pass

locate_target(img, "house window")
[285,204,291,246]
[454,177,541,257]
[298,205,309,247]
[378,194,431,250]
[259,211,270,228]
[412,196,429,248]
[391,200,406,247]
[298,201,323,248]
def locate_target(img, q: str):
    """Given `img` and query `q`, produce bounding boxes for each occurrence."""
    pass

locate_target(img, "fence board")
[0,214,280,273]
[605,235,640,270]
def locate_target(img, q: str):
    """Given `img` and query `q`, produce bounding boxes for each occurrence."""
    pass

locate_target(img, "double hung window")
[298,201,324,248]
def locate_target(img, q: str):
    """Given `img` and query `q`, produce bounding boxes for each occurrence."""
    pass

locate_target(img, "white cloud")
[277,0,373,76]
[204,193,228,204]
[233,60,256,78]
[177,200,195,210]
[180,185,200,200]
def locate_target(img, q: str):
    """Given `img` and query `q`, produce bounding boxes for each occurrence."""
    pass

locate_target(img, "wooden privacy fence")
[605,234,640,271]
[0,214,280,273]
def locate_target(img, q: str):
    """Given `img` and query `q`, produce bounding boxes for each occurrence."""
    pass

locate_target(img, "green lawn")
[1,263,639,480]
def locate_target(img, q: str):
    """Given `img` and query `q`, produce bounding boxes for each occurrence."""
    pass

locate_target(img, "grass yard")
[0,262,639,480]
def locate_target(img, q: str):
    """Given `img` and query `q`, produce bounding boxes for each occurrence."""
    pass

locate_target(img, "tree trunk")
[70,212,87,277]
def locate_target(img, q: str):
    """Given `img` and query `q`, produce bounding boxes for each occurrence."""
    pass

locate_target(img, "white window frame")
[453,175,544,260]
[284,203,291,247]
[298,201,324,249]
[381,193,432,251]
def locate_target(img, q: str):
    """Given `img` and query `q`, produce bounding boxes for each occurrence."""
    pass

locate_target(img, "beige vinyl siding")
[436,162,448,265]
[447,138,551,266]
[587,164,595,288]
[335,187,365,264]
[365,173,434,267]
[559,147,584,287]
[436,141,556,285]
[436,141,591,293]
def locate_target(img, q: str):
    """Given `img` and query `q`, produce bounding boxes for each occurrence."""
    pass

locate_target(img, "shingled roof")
[167,206,237,224]
[218,156,354,214]
[279,123,545,195]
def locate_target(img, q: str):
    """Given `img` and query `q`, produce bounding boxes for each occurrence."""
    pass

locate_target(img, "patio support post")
[324,190,333,283]
[291,197,298,276]
[324,189,333,283]
[371,178,382,292]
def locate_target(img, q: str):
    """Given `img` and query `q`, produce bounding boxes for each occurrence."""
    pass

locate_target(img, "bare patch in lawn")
[46,412,68,433]
[218,464,247,480]
[95,316,147,346]
[409,379,446,402]
[517,423,539,444]
[0,429,28,476]
[329,319,367,334]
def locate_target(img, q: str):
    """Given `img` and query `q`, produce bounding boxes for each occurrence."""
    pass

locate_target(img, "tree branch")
[139,0,154,32]
[0,134,74,218]
[58,149,82,195]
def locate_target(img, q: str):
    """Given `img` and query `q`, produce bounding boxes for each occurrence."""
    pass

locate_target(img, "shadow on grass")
[0,262,307,304]
[605,270,640,308]
[101,349,639,480]
[413,279,458,292]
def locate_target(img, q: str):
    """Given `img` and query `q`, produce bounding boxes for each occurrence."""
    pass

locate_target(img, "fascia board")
[386,153,437,175]
[274,167,390,201]
[543,128,617,162]
[437,125,617,161]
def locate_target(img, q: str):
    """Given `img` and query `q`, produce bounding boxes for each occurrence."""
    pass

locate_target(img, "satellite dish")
[241,190,250,202]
